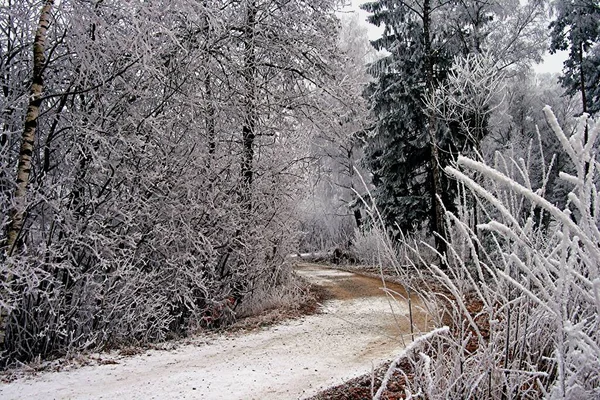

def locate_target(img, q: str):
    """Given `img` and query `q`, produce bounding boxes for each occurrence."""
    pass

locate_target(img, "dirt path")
[0,263,429,400]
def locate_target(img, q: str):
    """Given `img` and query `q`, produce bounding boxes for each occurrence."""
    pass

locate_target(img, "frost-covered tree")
[432,0,547,151]
[299,13,374,251]
[3,0,53,258]
[361,0,547,256]
[0,0,347,365]
[486,70,580,209]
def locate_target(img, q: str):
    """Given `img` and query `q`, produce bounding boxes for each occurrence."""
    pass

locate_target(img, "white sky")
[345,0,567,74]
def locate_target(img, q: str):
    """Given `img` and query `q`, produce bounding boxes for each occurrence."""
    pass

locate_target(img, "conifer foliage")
[361,0,547,245]
[550,0,600,116]
[360,0,459,244]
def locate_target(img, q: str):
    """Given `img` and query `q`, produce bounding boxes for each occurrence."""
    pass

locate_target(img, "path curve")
[0,263,428,400]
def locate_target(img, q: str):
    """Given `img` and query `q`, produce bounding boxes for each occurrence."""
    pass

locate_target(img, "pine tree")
[550,0,600,118]
[361,0,547,254]
[360,0,460,253]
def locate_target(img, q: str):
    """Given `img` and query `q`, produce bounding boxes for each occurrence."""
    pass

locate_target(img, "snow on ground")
[0,264,427,400]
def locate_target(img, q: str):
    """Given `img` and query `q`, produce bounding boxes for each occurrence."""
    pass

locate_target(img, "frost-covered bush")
[351,227,439,271]
[351,228,382,265]
[0,0,345,366]
[376,108,600,399]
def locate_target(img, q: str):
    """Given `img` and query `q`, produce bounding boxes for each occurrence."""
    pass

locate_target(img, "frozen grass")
[370,109,600,399]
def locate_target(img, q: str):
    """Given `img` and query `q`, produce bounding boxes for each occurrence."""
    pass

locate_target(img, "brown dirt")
[308,359,415,400]
[296,263,431,335]
[306,264,496,400]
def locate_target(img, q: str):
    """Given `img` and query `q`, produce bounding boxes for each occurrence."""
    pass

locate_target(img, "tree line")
[0,0,360,365]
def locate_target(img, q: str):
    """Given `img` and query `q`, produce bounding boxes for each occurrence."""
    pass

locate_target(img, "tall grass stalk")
[371,109,599,399]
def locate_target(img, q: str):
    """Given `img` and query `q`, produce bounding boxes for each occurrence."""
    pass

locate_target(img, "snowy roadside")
[0,264,426,400]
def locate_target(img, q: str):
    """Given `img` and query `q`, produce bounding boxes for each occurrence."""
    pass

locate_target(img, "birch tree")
[4,0,53,257]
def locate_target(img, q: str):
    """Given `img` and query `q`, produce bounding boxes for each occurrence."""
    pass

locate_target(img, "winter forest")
[1,0,599,398]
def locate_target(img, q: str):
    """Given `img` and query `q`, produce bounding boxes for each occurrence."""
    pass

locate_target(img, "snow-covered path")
[0,264,428,400]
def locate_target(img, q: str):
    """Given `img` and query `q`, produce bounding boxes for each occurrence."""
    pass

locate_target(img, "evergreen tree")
[550,0,600,118]
[361,0,547,250]
[360,0,461,250]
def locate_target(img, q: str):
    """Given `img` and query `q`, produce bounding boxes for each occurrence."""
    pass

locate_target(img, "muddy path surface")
[0,263,429,400]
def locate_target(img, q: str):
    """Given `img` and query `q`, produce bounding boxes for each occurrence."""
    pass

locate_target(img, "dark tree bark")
[578,42,589,145]
[240,1,257,209]
[202,0,216,156]
[423,0,448,262]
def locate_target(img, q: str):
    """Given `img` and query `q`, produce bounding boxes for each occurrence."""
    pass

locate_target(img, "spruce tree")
[550,0,600,118]
[360,0,460,251]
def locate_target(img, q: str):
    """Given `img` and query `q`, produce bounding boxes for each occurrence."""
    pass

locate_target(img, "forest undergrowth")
[0,272,325,382]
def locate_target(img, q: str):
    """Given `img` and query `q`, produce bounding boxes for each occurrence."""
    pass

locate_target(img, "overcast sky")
[345,0,567,74]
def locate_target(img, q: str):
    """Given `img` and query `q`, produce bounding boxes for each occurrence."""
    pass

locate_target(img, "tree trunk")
[347,145,362,229]
[205,75,216,156]
[241,0,257,209]
[202,0,216,156]
[5,0,54,257]
[578,41,588,144]
[422,0,447,263]
[2,0,53,353]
